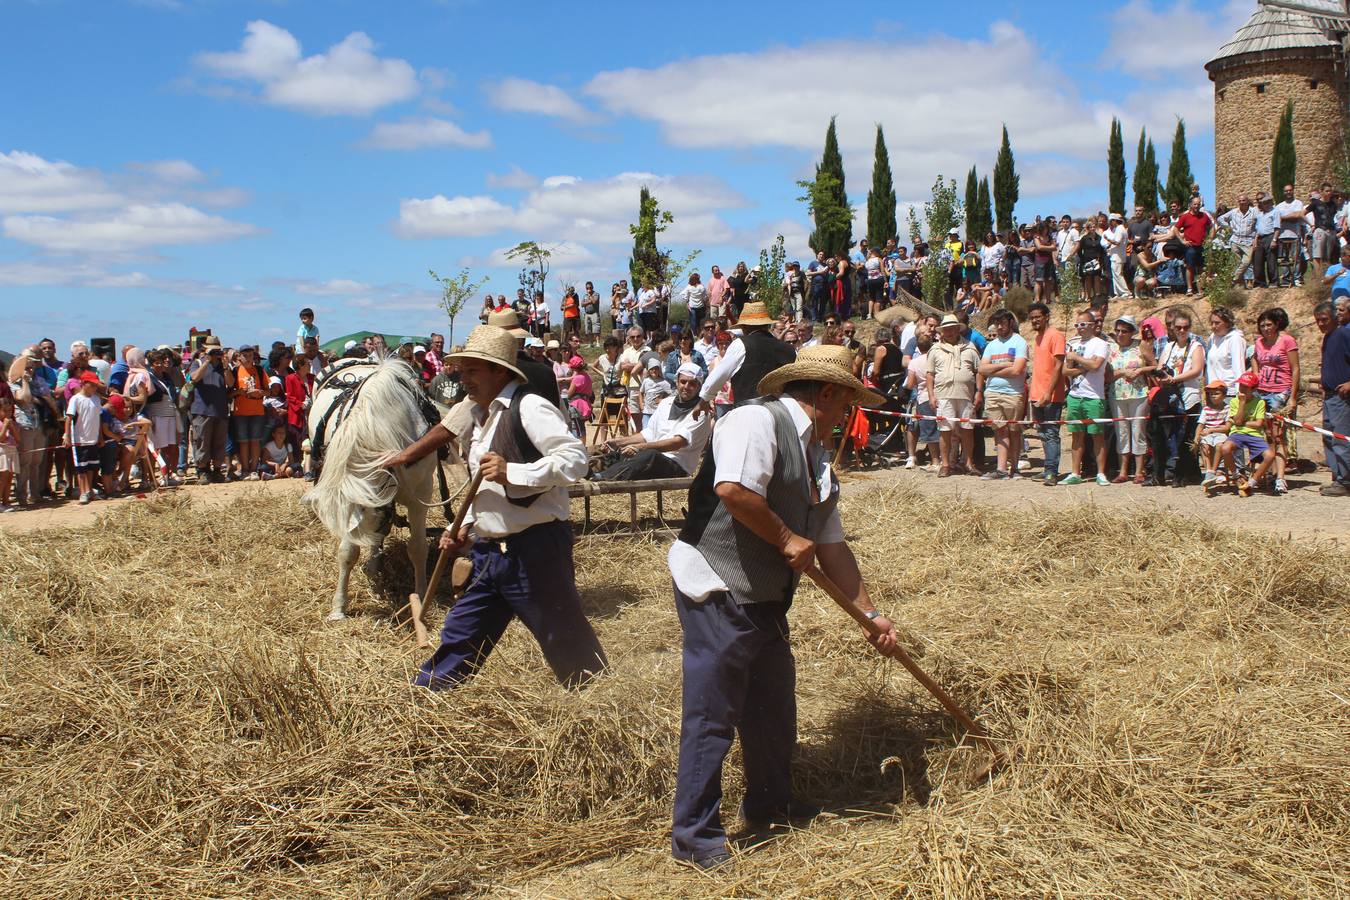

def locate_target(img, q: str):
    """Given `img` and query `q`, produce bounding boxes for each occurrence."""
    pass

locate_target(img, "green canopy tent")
[319,331,430,356]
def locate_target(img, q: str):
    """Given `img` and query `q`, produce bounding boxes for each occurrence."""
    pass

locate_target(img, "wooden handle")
[803,564,1002,758]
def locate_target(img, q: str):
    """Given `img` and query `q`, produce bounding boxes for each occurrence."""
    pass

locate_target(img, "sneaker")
[164,475,181,488]
[0,504,13,513]
[198,473,213,486]
[130,464,141,480]
[1008,471,1022,481]
[904,457,916,470]
[245,472,260,482]
[1320,482,1349,497]
[78,492,91,505]
[980,470,1006,480]
[1042,473,1058,486]
[1095,473,1110,486]
[303,471,317,482]
[1059,474,1085,485]
[54,479,68,493]
[1017,457,1032,471]
[1274,478,1288,495]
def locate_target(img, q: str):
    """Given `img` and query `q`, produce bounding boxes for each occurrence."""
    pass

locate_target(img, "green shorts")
[1066,396,1108,434]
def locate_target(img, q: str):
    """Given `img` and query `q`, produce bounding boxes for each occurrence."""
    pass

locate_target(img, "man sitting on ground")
[597,364,711,481]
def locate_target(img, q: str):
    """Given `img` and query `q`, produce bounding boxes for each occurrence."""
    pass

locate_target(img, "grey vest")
[685,397,840,605]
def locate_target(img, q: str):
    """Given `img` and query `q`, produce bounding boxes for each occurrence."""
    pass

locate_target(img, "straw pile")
[2,483,1347,898]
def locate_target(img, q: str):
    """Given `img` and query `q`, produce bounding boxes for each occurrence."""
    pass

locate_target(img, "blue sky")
[2,0,1248,353]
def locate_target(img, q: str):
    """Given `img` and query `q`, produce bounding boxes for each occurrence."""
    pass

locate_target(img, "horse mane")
[302,358,429,547]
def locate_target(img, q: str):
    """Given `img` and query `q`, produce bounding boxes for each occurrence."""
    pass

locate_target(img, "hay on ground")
[1,483,1347,898]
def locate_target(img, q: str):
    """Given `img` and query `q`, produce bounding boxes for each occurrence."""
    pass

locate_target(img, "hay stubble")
[1,484,1346,898]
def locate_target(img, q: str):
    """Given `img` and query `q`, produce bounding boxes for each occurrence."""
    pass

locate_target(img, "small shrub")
[1203,244,1245,310]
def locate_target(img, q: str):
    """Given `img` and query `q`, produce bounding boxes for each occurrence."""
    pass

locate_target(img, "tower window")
[1310,79,1320,89]
[1256,83,1267,94]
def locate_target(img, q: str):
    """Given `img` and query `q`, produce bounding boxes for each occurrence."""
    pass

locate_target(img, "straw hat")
[486,309,529,338]
[757,344,883,407]
[444,326,526,382]
[737,301,774,326]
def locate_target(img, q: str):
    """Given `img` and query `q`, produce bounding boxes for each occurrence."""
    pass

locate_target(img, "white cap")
[343,340,357,351]
[546,339,561,350]
[676,362,702,381]
[268,375,282,387]
[413,345,427,355]
[526,336,544,348]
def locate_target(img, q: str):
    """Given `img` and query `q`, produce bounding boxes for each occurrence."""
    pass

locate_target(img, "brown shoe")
[938,466,952,478]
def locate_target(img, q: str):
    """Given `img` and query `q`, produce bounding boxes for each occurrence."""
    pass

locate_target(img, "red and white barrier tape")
[1274,414,1350,443]
[856,407,1195,427]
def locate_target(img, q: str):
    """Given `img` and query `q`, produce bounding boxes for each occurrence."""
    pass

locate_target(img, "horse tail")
[302,359,428,548]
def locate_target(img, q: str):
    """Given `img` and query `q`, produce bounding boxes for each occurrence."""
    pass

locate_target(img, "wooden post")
[629,491,638,531]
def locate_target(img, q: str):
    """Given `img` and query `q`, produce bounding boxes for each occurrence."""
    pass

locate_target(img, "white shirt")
[1101,224,1127,259]
[451,382,588,539]
[668,398,844,601]
[899,321,917,351]
[1205,329,1247,395]
[693,337,720,369]
[979,242,1005,270]
[66,392,102,445]
[637,287,660,312]
[642,395,713,474]
[1057,227,1080,264]
[698,334,748,403]
[1067,336,1110,400]
[1275,199,1306,239]
[679,283,709,310]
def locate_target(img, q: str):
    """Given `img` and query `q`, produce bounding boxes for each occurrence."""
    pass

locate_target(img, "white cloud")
[0,260,263,304]
[0,150,124,214]
[362,116,492,150]
[1102,0,1249,78]
[4,202,259,256]
[294,278,374,295]
[484,77,596,122]
[486,165,539,190]
[582,22,1216,199]
[195,20,419,116]
[129,159,205,183]
[395,171,746,245]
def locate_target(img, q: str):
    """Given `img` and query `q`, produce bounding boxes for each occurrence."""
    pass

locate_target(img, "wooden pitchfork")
[804,563,1009,780]
[407,465,484,649]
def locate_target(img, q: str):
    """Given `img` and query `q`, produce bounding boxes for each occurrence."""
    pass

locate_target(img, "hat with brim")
[444,326,527,383]
[758,344,884,407]
[202,335,222,349]
[939,314,961,328]
[736,301,774,326]
[1114,315,1138,332]
[487,309,529,338]
[79,370,101,384]
[1204,379,1226,391]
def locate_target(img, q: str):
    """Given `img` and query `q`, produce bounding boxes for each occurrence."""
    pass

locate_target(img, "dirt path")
[842,461,1349,545]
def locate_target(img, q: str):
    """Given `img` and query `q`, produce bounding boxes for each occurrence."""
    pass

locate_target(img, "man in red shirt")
[1176,197,1213,296]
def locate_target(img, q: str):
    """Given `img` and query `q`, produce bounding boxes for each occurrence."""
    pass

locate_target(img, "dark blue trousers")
[671,587,796,862]
[413,520,607,690]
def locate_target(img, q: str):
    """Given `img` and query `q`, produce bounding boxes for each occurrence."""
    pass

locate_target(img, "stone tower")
[1206,0,1350,203]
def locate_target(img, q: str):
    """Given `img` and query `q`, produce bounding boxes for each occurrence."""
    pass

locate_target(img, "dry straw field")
[2,483,1347,898]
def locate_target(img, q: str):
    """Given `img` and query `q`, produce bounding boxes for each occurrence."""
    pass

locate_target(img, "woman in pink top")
[1250,306,1300,494]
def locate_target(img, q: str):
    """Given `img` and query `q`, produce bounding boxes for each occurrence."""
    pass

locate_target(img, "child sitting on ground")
[260,423,299,479]
[1196,380,1230,484]
[1219,371,1276,496]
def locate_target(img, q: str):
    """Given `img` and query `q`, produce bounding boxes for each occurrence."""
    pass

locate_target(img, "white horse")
[303,357,438,621]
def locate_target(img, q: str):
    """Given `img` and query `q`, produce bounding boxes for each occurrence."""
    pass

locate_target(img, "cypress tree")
[806,118,852,258]
[1108,117,1126,214]
[964,166,979,241]
[992,125,1019,232]
[976,176,993,238]
[629,186,664,289]
[1271,100,1297,198]
[1143,137,1161,213]
[1133,128,1155,213]
[866,125,897,248]
[1164,118,1194,211]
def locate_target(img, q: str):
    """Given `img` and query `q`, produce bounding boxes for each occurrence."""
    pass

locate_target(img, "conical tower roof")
[1206,1,1345,73]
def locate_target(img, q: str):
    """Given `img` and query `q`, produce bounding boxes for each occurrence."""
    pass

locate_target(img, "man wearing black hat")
[696,301,794,414]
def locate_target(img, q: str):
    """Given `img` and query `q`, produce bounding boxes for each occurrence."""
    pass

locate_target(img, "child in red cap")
[1219,371,1275,496]
[63,371,103,504]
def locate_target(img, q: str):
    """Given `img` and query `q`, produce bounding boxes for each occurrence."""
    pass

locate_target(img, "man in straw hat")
[380,325,607,689]
[486,308,561,405]
[696,300,795,413]
[667,344,899,870]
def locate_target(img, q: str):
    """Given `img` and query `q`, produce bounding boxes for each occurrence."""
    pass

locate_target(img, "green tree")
[975,176,993,238]
[866,125,897,248]
[1133,127,1159,213]
[799,117,852,257]
[1164,118,1194,211]
[923,174,963,244]
[628,185,672,289]
[1108,117,1126,214]
[754,234,788,317]
[905,206,923,243]
[964,166,979,241]
[505,241,552,301]
[992,125,1019,232]
[428,267,487,346]
[1271,100,1297,198]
